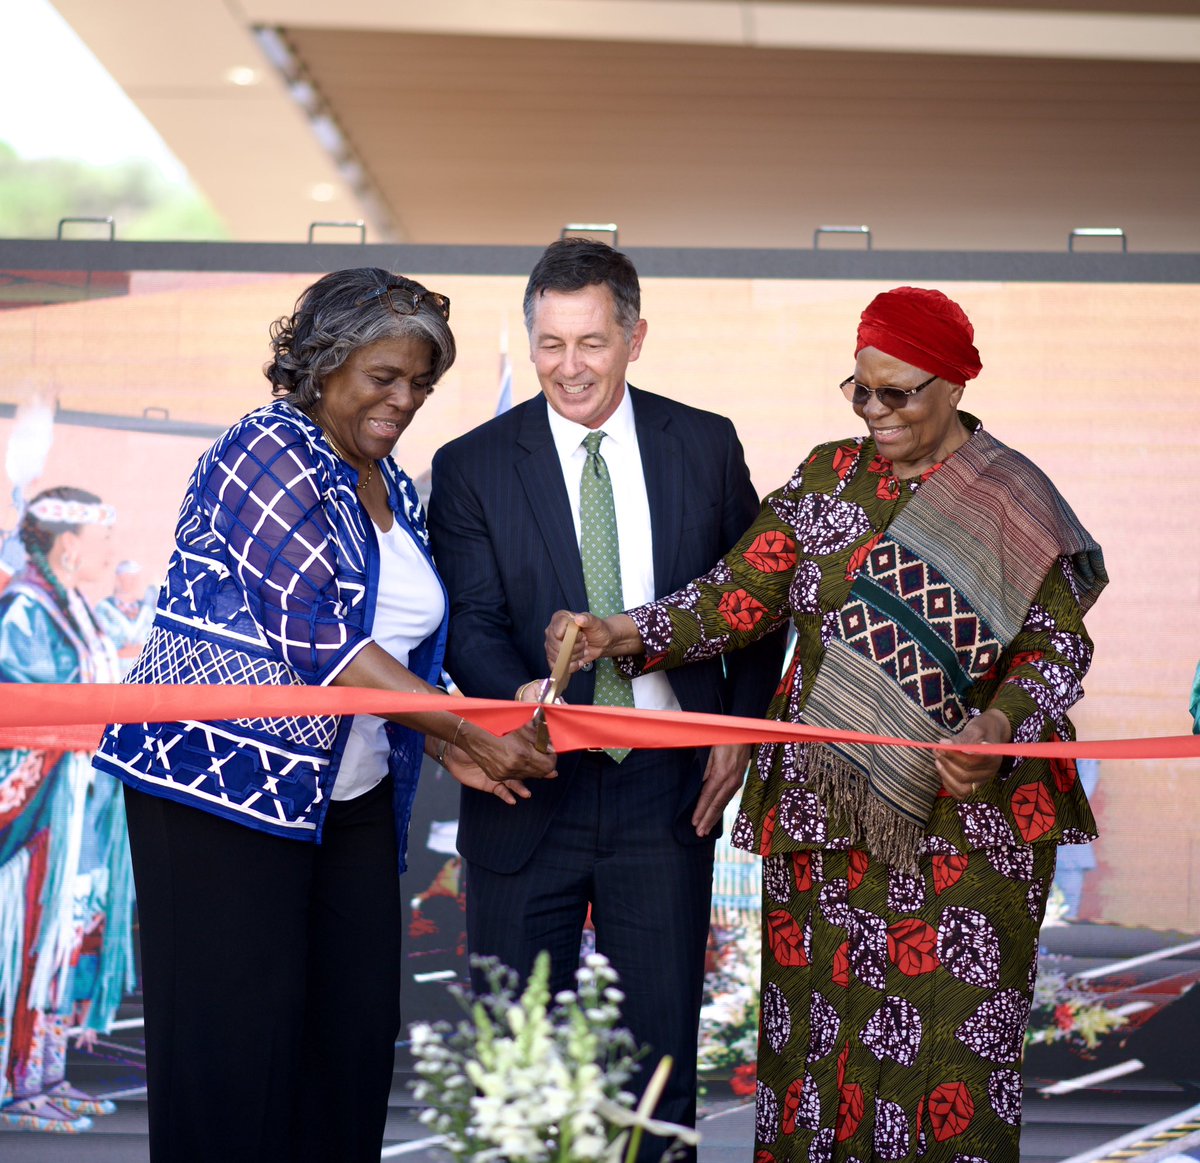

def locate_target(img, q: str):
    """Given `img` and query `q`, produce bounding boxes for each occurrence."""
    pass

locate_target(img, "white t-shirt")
[332,517,444,800]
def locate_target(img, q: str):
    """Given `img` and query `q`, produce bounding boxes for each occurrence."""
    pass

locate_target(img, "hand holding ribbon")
[934,708,1013,799]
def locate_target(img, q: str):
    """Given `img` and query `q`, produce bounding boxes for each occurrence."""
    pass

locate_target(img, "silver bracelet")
[436,717,465,766]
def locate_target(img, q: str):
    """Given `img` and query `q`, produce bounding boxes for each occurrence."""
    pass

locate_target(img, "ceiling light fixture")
[253,26,399,241]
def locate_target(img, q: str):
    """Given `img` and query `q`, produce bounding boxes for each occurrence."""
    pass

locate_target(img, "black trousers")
[124,778,403,1163]
[464,749,714,1163]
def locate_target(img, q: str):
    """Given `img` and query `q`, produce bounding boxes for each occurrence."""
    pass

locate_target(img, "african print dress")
[618,414,1106,1163]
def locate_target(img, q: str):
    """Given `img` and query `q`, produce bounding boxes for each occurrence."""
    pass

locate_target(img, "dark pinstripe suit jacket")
[428,387,785,873]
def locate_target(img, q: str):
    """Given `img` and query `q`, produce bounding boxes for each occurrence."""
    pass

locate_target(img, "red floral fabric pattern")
[928,1081,975,1142]
[717,588,767,632]
[887,918,940,976]
[613,420,1097,1160]
[744,530,798,574]
[767,910,809,967]
[752,844,1056,1159]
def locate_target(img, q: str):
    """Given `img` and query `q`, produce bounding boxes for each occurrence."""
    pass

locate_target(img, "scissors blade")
[530,621,580,754]
[530,678,554,754]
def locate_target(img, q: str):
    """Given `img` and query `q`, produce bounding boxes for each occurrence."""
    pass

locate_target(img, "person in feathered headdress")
[0,486,131,1134]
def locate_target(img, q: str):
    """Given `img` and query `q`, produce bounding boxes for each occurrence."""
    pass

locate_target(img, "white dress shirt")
[545,387,681,714]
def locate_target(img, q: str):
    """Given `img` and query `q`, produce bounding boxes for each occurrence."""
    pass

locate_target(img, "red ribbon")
[0,684,1196,760]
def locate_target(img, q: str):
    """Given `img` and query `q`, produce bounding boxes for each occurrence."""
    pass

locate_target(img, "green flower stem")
[624,1055,673,1163]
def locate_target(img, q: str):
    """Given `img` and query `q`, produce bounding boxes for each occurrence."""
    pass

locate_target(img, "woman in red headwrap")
[547,287,1107,1162]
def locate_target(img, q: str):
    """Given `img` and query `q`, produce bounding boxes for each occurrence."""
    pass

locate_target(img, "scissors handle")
[547,621,579,700]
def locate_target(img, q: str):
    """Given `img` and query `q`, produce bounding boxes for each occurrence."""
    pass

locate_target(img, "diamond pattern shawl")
[800,424,1106,856]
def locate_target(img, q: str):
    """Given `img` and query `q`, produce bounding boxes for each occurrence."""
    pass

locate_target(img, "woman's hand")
[545,611,642,673]
[458,720,558,785]
[443,745,531,805]
[935,708,1012,799]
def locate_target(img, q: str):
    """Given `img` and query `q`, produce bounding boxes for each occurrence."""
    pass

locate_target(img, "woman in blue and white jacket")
[94,268,557,1163]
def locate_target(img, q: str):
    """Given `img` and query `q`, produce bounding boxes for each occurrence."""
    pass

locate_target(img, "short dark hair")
[522,239,641,338]
[265,267,456,409]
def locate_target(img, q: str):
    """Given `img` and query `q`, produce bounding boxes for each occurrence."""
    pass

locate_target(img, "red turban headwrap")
[855,286,982,384]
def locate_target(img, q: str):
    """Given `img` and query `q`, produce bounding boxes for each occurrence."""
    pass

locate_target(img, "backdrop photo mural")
[0,263,1196,1145]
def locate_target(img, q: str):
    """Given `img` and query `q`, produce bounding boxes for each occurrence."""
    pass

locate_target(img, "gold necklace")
[320,427,373,491]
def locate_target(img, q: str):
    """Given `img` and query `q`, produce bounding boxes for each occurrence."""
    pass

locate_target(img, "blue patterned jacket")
[92,402,447,870]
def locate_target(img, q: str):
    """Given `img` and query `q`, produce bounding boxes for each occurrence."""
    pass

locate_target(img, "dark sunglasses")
[356,283,451,321]
[839,372,938,410]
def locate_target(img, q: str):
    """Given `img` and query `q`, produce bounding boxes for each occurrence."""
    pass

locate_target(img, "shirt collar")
[545,384,636,459]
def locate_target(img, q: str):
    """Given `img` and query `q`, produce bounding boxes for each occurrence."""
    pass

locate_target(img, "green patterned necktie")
[580,430,634,762]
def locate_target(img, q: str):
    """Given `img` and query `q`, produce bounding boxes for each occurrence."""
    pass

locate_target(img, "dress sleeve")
[984,556,1094,743]
[200,423,371,684]
[0,595,80,684]
[616,486,798,678]
[715,418,790,719]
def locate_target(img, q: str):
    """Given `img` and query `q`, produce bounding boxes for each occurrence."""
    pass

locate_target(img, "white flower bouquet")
[410,951,701,1163]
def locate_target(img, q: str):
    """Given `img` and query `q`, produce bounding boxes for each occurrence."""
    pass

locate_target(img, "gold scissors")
[531,620,579,753]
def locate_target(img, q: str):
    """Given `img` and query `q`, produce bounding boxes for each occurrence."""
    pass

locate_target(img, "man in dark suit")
[428,239,783,1157]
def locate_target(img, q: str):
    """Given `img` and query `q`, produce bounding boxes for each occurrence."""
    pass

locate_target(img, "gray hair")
[265,267,456,409]
[522,239,641,340]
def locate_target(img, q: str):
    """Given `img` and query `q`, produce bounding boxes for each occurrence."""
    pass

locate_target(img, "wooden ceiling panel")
[285,29,1200,250]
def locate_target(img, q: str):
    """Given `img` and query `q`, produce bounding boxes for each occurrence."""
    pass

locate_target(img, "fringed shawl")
[800,426,1106,866]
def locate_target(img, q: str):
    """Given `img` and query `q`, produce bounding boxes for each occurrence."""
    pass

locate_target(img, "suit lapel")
[515,398,589,609]
[632,387,684,593]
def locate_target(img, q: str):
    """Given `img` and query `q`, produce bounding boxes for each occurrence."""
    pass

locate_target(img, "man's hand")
[935,708,1012,799]
[692,743,753,837]
[515,679,550,703]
